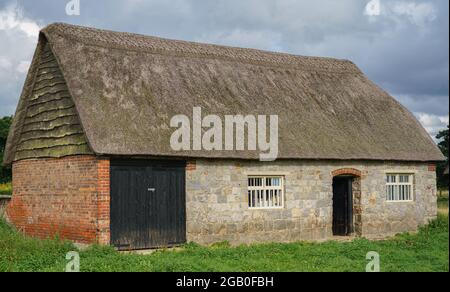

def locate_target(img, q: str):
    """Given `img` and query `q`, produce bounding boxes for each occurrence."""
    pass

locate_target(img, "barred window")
[386,174,414,202]
[248,176,284,209]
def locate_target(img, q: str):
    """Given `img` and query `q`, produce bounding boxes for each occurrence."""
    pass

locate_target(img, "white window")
[386,174,414,202]
[248,176,284,209]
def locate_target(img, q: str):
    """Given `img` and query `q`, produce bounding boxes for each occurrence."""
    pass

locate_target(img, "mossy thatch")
[3,23,445,164]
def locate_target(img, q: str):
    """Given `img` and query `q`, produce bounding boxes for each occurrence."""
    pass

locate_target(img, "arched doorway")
[332,169,362,237]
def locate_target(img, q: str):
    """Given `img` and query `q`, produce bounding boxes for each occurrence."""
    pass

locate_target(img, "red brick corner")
[428,163,437,172]
[97,158,110,245]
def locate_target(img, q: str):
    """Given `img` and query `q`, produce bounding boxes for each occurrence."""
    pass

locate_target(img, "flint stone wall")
[186,160,437,245]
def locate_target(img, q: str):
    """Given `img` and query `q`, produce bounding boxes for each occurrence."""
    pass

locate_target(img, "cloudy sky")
[0,0,448,139]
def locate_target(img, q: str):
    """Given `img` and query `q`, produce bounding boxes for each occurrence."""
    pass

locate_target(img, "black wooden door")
[332,177,353,236]
[110,160,186,250]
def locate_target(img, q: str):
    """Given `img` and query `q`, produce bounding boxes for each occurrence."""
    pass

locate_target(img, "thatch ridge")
[42,23,360,74]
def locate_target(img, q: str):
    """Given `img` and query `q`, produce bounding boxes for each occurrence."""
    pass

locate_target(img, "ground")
[0,194,448,272]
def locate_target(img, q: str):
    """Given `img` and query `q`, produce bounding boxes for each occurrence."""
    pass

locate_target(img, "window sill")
[248,207,285,210]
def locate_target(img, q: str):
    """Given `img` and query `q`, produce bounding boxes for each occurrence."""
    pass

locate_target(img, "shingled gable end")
[3,23,444,249]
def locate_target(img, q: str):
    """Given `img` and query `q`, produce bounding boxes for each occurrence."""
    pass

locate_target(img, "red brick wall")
[6,155,110,244]
[428,163,436,172]
[97,159,110,245]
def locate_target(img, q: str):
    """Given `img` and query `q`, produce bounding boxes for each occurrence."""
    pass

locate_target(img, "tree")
[436,125,449,190]
[0,116,13,183]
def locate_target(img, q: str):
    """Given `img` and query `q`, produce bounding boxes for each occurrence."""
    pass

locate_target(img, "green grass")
[0,214,448,272]
[0,182,12,197]
[438,190,449,216]
[0,220,74,272]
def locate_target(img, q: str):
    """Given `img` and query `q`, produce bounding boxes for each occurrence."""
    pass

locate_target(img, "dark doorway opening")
[110,160,186,250]
[332,176,354,236]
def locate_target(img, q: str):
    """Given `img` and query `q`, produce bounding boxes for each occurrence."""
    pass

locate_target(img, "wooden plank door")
[110,160,186,250]
[149,165,186,247]
[110,163,150,250]
[332,177,353,236]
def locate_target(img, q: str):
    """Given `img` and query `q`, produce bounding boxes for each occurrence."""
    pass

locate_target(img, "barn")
[3,23,444,250]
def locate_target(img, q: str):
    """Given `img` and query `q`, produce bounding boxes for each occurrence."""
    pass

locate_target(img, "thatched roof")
[4,23,444,164]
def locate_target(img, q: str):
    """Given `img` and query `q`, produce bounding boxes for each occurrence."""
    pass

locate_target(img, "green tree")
[436,125,449,190]
[0,116,13,183]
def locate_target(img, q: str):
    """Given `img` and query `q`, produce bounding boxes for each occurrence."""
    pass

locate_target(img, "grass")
[0,213,448,272]
[0,182,12,197]
[438,190,449,216]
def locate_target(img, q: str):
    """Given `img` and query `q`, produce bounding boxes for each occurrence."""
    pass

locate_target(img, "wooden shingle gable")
[13,41,92,161]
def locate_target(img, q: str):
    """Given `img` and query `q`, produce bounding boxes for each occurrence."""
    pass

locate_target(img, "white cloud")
[0,1,41,117]
[440,116,449,125]
[391,1,437,26]
[363,0,438,27]
[0,56,12,69]
[416,112,449,139]
[0,2,40,37]
[16,60,30,74]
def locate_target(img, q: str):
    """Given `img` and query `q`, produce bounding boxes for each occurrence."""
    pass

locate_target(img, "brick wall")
[97,159,110,244]
[6,155,110,244]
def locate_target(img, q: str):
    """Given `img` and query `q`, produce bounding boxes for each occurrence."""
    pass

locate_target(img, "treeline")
[436,126,449,190]
[0,116,13,183]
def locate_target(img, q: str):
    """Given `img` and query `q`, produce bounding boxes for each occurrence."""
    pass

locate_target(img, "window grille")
[386,174,414,202]
[248,176,284,209]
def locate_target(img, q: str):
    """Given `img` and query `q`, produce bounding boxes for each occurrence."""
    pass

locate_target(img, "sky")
[0,0,448,139]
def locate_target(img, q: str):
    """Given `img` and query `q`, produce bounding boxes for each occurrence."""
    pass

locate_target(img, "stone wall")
[186,160,437,245]
[6,155,110,244]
